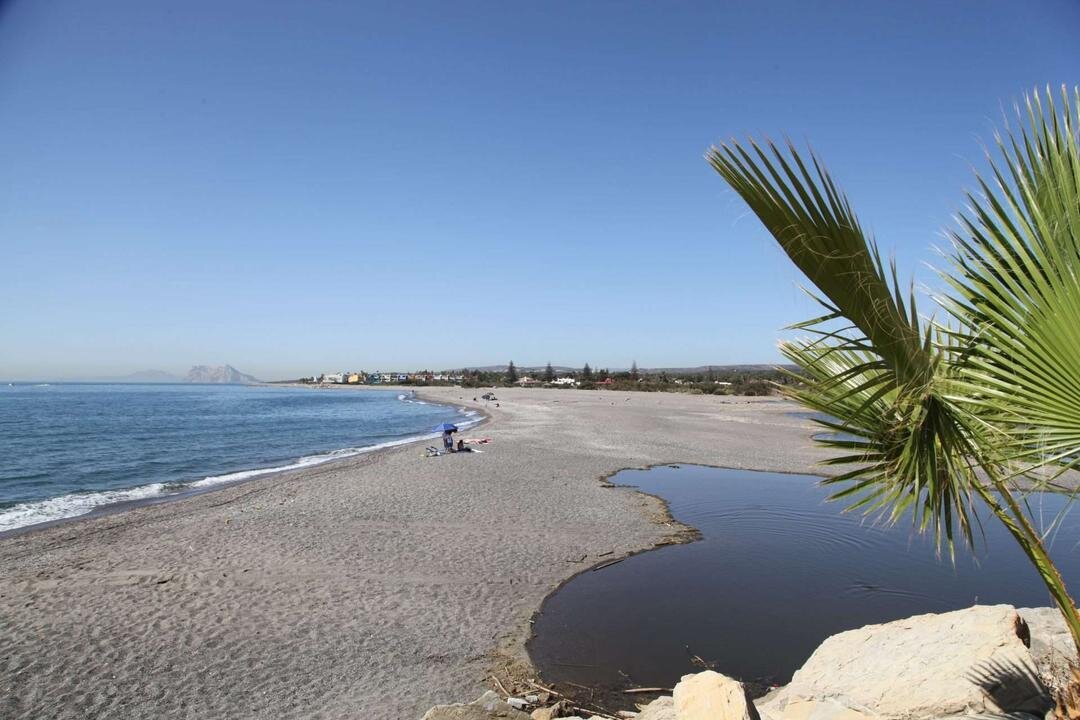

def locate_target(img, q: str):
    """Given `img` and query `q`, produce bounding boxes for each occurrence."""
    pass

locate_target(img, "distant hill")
[118,369,182,383]
[184,365,260,384]
[458,365,579,374]
[646,364,795,375]
[63,369,181,383]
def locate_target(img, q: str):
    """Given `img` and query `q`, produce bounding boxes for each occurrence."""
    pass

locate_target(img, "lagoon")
[528,465,1080,695]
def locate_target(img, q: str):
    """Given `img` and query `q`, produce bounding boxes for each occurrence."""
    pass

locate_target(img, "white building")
[551,377,579,387]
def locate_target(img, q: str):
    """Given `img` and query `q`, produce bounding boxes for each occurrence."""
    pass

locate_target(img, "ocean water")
[0,384,478,532]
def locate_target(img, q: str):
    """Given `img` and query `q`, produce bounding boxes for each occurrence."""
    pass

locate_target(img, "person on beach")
[443,431,454,453]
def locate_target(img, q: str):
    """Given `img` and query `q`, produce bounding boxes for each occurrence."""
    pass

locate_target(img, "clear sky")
[2,1,1078,380]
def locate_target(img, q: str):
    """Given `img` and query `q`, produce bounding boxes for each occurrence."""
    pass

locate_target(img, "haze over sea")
[0,384,477,532]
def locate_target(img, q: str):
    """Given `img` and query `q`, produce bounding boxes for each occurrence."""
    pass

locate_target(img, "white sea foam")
[0,399,481,534]
[0,483,168,533]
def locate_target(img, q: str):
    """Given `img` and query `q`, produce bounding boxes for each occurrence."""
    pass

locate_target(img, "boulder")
[531,701,570,720]
[757,698,876,720]
[422,690,533,720]
[636,695,676,720]
[1020,606,1078,693]
[674,671,760,720]
[761,605,1046,720]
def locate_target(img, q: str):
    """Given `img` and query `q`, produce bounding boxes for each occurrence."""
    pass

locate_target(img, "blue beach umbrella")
[432,423,458,433]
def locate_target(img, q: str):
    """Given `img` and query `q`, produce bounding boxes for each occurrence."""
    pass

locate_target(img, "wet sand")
[0,387,826,720]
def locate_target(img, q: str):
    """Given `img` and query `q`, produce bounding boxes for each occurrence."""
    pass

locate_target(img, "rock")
[762,605,1047,720]
[422,690,533,720]
[531,701,570,720]
[636,695,676,720]
[183,364,259,384]
[1020,607,1078,693]
[674,671,760,720]
[758,698,875,720]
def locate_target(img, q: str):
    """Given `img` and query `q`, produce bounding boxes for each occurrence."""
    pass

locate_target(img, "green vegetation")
[708,87,1080,666]
[582,367,786,394]
[308,362,792,394]
[432,364,789,393]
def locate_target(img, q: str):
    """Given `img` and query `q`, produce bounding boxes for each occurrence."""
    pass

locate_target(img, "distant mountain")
[184,365,260,384]
[646,364,796,375]
[119,369,182,383]
[451,365,580,374]
[64,369,181,383]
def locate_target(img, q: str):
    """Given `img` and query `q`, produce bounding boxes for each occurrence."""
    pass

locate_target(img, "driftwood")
[490,675,512,697]
[523,678,619,720]
[524,678,562,697]
[592,555,628,571]
[623,687,669,694]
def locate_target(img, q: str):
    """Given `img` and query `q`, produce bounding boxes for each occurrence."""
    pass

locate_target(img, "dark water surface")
[528,465,1080,692]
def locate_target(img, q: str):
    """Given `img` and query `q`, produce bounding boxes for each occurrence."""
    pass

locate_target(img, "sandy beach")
[0,387,827,720]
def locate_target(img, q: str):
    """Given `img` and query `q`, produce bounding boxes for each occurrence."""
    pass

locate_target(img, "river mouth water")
[527,465,1080,705]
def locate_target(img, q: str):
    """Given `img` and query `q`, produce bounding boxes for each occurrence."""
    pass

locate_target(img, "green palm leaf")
[707,139,983,554]
[706,86,1080,653]
[943,86,1080,479]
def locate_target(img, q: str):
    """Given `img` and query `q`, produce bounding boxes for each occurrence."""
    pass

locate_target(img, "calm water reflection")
[528,465,1080,692]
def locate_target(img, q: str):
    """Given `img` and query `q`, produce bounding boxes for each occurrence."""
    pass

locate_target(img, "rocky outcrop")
[636,695,676,720]
[1020,606,1078,694]
[758,605,1050,720]
[530,702,576,720]
[183,364,259,384]
[674,671,760,720]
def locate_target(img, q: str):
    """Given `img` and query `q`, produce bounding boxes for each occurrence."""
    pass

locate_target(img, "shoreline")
[1,387,829,720]
[0,387,486,540]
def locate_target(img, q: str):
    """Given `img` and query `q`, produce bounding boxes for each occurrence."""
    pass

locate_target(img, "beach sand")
[0,387,826,720]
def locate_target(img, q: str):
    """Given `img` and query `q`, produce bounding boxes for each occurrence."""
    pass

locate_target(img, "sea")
[0,383,479,533]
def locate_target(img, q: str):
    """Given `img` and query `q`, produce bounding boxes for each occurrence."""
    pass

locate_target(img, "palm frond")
[943,86,1080,479]
[707,84,1080,657]
[707,139,983,553]
[707,139,932,388]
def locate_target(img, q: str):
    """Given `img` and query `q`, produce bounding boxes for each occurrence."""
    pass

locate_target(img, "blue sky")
[2,1,1078,380]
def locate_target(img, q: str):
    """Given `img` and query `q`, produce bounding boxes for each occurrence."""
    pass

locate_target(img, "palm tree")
[706,86,1080,658]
